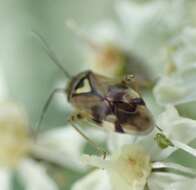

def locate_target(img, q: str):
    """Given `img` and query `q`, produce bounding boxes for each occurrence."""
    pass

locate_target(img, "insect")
[34,32,155,156]
[66,71,154,135]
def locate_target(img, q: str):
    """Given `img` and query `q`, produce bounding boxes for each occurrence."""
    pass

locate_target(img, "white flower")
[32,126,87,171]
[82,20,129,78]
[79,0,196,85]
[74,145,196,190]
[154,27,196,105]
[17,159,58,190]
[116,0,193,78]
[0,101,104,189]
[0,102,59,190]
[0,100,110,189]
[167,178,196,190]
[82,21,153,86]
[0,102,30,168]
[72,169,196,190]
[72,105,196,190]
[148,172,196,190]
[87,21,125,48]
[83,144,151,190]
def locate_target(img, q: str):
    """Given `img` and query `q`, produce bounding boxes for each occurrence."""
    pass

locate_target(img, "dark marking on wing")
[131,98,145,106]
[107,86,126,100]
[114,101,136,114]
[75,77,85,90]
[89,83,152,134]
[115,121,124,133]
[91,106,103,124]
[91,102,112,125]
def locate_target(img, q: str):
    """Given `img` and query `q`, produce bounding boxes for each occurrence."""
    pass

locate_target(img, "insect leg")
[155,124,163,132]
[35,88,65,135]
[69,114,107,158]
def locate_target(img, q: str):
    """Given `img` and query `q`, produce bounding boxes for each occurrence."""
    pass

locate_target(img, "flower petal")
[71,170,111,190]
[17,159,58,190]
[171,140,196,158]
[154,66,196,105]
[107,132,138,153]
[82,144,151,190]
[116,0,189,78]
[32,126,87,171]
[154,27,196,105]
[88,20,124,47]
[0,168,11,190]
[168,178,196,190]
[157,106,196,144]
[137,132,176,161]
[148,172,188,190]
[0,102,30,167]
[152,162,196,177]
[140,106,196,160]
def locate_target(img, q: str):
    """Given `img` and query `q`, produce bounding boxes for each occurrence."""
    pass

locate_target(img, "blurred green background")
[0,1,116,189]
[0,0,116,128]
[1,1,196,189]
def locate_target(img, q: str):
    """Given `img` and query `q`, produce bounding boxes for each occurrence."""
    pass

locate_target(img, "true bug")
[66,70,154,134]
[34,32,155,156]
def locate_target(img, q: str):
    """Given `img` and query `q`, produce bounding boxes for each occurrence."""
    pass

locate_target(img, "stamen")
[152,162,196,177]
[171,140,196,158]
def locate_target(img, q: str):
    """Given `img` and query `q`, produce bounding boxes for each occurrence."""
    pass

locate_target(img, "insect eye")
[75,78,92,94]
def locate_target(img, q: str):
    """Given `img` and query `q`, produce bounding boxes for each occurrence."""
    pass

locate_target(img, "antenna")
[32,31,72,79]
[65,19,101,52]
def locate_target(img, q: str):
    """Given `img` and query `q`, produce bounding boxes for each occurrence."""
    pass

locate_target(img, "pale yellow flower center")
[88,44,126,78]
[82,144,152,190]
[110,144,151,190]
[0,103,30,168]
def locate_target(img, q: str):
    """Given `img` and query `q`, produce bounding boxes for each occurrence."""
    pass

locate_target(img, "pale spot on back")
[75,79,91,94]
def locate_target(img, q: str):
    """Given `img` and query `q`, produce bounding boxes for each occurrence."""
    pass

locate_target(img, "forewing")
[112,88,155,135]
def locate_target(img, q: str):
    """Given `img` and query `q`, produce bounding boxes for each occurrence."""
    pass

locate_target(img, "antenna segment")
[32,31,71,79]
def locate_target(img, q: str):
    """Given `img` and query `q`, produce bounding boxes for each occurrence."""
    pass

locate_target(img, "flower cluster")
[70,0,196,190]
[0,102,90,190]
[1,0,196,190]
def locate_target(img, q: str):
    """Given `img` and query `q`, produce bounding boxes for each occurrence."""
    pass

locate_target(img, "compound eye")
[75,78,92,94]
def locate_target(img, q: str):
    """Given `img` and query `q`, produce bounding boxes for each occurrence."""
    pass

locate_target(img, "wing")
[106,86,155,135]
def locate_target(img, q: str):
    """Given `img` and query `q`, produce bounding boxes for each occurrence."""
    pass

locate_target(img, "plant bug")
[33,32,155,157]
[66,70,155,135]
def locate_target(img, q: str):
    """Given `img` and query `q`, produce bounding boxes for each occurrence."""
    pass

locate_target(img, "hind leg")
[68,112,107,159]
